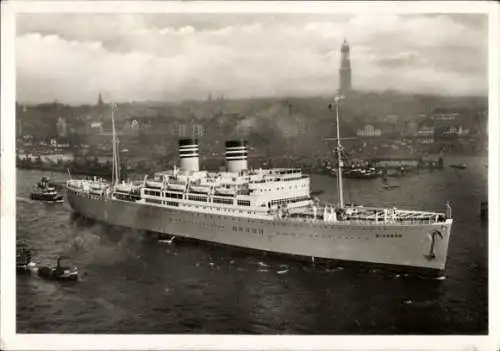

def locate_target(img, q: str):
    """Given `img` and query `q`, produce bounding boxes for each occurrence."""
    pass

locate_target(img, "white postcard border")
[1,1,499,350]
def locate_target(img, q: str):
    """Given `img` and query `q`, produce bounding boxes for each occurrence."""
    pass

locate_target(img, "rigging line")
[334,96,345,208]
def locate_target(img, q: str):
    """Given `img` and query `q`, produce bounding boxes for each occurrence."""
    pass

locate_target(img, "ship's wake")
[65,224,144,266]
[16,196,34,203]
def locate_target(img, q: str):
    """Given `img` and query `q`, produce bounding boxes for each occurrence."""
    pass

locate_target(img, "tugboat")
[37,256,79,281]
[16,244,36,274]
[30,176,64,203]
[450,163,467,170]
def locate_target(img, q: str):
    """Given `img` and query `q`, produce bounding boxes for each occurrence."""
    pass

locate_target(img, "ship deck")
[66,178,450,226]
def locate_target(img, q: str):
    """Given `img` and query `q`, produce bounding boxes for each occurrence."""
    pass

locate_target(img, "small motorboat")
[450,164,467,170]
[383,183,400,190]
[37,256,79,281]
[382,177,400,190]
[158,235,176,244]
[276,264,289,274]
[30,176,64,203]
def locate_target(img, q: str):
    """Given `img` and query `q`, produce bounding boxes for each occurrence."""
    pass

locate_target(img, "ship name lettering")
[232,225,264,235]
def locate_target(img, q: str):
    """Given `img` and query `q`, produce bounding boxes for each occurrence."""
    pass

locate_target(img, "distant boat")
[383,183,400,190]
[330,167,383,179]
[450,164,467,170]
[382,178,400,190]
[344,167,383,179]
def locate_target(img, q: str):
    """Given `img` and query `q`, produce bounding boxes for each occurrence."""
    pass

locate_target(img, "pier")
[369,155,444,173]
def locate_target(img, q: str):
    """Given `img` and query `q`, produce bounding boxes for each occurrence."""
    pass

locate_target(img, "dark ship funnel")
[178,138,199,172]
[225,140,248,173]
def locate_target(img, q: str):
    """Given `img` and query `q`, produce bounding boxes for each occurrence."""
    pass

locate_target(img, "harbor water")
[16,156,488,334]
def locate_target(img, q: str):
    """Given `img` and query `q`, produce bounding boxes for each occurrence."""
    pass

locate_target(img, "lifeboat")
[90,182,108,194]
[167,183,186,191]
[89,189,106,196]
[215,186,236,196]
[146,180,163,188]
[115,183,133,192]
[189,184,211,194]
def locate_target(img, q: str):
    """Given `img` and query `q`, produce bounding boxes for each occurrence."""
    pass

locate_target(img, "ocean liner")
[66,97,453,277]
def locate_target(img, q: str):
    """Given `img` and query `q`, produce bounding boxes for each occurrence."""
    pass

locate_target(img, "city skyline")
[16,13,488,104]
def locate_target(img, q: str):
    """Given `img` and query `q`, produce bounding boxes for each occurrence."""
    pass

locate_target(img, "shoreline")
[16,153,487,180]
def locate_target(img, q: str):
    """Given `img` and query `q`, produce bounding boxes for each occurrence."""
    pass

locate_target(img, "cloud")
[15,13,487,104]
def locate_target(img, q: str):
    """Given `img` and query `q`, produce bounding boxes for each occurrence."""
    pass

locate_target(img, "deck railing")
[284,215,445,225]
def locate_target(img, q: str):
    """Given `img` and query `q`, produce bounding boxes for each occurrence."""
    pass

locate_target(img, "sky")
[15,13,488,104]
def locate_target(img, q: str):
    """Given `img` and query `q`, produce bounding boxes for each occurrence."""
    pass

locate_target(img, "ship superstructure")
[66,100,453,276]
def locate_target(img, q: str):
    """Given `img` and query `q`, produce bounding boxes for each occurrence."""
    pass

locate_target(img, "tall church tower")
[338,39,352,95]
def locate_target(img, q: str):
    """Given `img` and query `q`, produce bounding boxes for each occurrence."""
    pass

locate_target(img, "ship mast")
[111,103,120,186]
[333,96,345,208]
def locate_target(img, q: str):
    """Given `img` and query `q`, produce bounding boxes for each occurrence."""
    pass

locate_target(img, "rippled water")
[16,156,488,334]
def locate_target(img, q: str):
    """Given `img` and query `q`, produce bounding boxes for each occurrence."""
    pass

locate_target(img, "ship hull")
[67,192,452,276]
